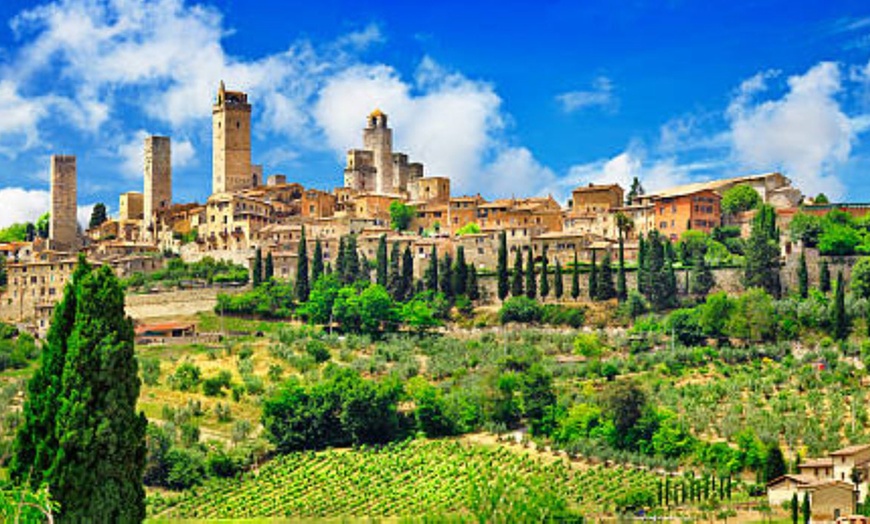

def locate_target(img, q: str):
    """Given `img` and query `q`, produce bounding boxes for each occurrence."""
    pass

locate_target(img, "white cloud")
[727,62,854,199]
[77,203,96,230]
[485,147,559,199]
[0,188,50,228]
[556,77,616,113]
[0,80,52,157]
[118,131,197,181]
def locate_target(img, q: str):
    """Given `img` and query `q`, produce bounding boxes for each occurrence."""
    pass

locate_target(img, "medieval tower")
[212,81,253,194]
[49,155,77,251]
[143,135,172,240]
[344,110,422,195]
[363,109,394,194]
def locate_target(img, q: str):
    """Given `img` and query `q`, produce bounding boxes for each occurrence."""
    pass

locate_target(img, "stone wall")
[125,286,248,320]
[49,155,77,250]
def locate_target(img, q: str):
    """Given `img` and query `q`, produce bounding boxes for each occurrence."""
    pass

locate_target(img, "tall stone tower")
[212,81,252,194]
[49,155,77,251]
[143,136,172,241]
[363,109,394,194]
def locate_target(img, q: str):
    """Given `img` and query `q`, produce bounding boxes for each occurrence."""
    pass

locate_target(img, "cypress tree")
[690,250,715,298]
[376,234,388,287]
[388,242,402,300]
[637,236,647,294]
[588,250,598,300]
[820,259,831,293]
[511,248,524,297]
[497,230,509,301]
[425,245,438,292]
[744,204,781,298]
[15,259,146,521]
[312,239,324,283]
[596,252,616,300]
[571,251,580,300]
[834,270,849,340]
[401,245,414,301]
[439,253,454,299]
[358,253,371,283]
[540,247,550,298]
[797,250,808,299]
[525,250,537,299]
[801,492,810,524]
[325,262,333,275]
[617,235,627,301]
[554,259,563,300]
[454,246,468,296]
[336,237,346,281]
[264,252,274,282]
[252,247,263,287]
[295,227,309,301]
[345,235,360,284]
[467,262,480,301]
[791,493,798,524]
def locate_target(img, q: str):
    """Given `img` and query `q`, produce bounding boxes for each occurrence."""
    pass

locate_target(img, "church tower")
[363,109,394,194]
[212,81,253,194]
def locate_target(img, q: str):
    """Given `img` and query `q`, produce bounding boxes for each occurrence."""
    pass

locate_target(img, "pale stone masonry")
[212,81,253,194]
[344,110,423,196]
[49,155,77,251]
[143,136,172,240]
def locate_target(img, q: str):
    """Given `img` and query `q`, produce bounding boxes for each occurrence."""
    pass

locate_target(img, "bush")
[165,448,208,490]
[574,332,604,358]
[305,339,331,363]
[499,296,543,324]
[140,357,161,386]
[170,363,202,392]
[542,304,585,327]
[203,370,233,397]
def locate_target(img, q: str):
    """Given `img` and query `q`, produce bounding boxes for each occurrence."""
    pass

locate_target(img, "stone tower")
[143,136,172,240]
[212,81,253,194]
[363,109,394,194]
[49,155,77,251]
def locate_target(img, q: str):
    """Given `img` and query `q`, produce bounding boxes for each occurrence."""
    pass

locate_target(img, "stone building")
[344,110,423,195]
[120,191,144,221]
[212,82,254,194]
[49,155,78,251]
[144,135,172,240]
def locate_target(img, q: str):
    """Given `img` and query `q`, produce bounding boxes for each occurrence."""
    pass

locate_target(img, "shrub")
[140,357,161,386]
[203,370,233,397]
[165,448,207,490]
[499,296,543,324]
[170,363,202,392]
[542,304,586,328]
[573,332,604,358]
[305,339,331,363]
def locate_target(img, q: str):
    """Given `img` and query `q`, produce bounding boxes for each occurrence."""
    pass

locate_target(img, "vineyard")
[151,438,661,520]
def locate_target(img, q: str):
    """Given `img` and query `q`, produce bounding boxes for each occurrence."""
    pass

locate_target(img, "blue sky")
[0,0,869,226]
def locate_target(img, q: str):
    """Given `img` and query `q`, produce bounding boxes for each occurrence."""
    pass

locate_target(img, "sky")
[0,0,870,227]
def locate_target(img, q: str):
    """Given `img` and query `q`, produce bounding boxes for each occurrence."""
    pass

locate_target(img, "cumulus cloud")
[727,62,854,199]
[0,188,50,228]
[556,77,617,113]
[485,147,559,199]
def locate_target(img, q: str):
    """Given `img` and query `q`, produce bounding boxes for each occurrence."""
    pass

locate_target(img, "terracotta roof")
[799,458,834,468]
[800,480,855,491]
[830,444,870,457]
[572,183,622,193]
[766,474,816,488]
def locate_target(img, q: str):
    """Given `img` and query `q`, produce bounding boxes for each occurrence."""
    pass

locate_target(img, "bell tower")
[363,109,394,194]
[212,81,252,194]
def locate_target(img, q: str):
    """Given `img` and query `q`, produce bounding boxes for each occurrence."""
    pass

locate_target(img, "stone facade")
[49,155,77,251]
[344,110,422,195]
[120,191,144,221]
[144,135,172,240]
[212,82,253,194]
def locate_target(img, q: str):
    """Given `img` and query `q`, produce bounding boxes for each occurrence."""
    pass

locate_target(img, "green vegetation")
[389,200,416,231]
[721,184,761,216]
[456,222,481,236]
[89,202,108,229]
[125,256,249,290]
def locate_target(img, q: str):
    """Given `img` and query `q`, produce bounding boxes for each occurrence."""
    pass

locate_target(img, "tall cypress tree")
[637,236,647,294]
[376,234,388,287]
[797,250,808,299]
[801,492,810,524]
[617,236,627,301]
[454,245,468,296]
[511,248,524,297]
[425,245,438,292]
[790,493,798,524]
[820,259,831,294]
[833,270,849,340]
[690,250,715,298]
[744,204,781,298]
[571,251,580,300]
[540,247,550,298]
[388,242,402,299]
[312,239,324,283]
[264,252,274,282]
[497,230,509,301]
[596,252,616,300]
[439,253,454,299]
[345,235,360,284]
[554,259,563,300]
[401,245,414,301]
[16,259,146,521]
[295,227,309,301]
[467,262,480,301]
[252,247,263,287]
[588,250,598,300]
[358,253,371,283]
[336,237,347,282]
[525,250,537,299]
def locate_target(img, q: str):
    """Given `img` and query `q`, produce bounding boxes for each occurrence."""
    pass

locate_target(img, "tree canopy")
[721,184,761,216]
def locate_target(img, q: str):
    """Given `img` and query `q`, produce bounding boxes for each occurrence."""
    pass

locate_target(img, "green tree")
[453,245,468,296]
[721,184,761,216]
[833,270,849,340]
[554,259,563,300]
[298,274,341,324]
[791,493,798,524]
[312,239,324,283]
[88,202,108,230]
[389,201,415,231]
[788,213,823,247]
[626,177,644,205]
[295,227,310,301]
[637,236,647,294]
[343,235,360,284]
[36,212,50,239]
[439,253,454,299]
[497,231,509,301]
[525,250,537,299]
[820,259,831,293]
[571,251,580,300]
[801,492,810,524]
[264,252,274,282]
[815,193,829,204]
[744,205,781,298]
[539,247,550,298]
[467,262,480,301]
[596,252,616,301]
[425,245,438,292]
[252,247,263,288]
[764,444,787,483]
[616,212,632,301]
[456,222,481,236]
[588,250,598,300]
[401,245,414,302]
[511,249,524,297]
[388,242,402,300]
[852,257,870,299]
[690,250,715,298]
[358,284,399,336]
[602,380,649,450]
[797,250,808,299]
[15,260,146,521]
[376,234,388,287]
